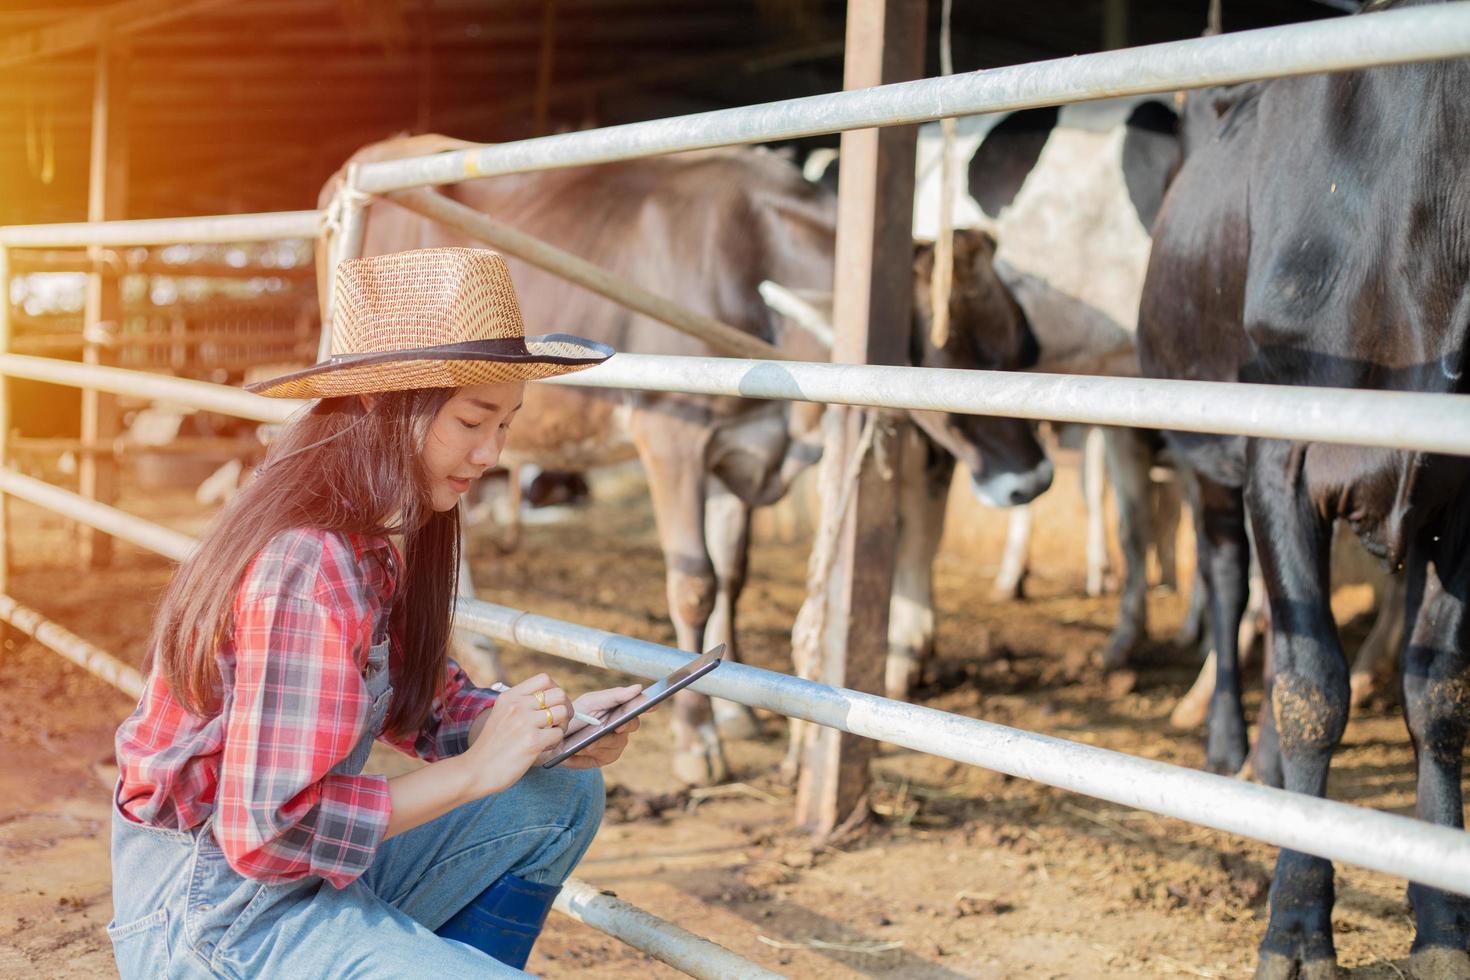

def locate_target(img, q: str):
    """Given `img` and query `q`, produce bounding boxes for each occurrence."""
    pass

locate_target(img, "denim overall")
[109,628,605,978]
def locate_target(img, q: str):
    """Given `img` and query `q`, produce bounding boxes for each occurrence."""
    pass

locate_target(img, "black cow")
[1137,3,1470,974]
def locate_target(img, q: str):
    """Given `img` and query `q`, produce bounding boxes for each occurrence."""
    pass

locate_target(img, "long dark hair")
[148,389,460,739]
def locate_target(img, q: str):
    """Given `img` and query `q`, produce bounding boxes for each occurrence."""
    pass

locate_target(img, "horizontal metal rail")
[0,593,143,700]
[548,353,1470,455]
[9,468,1470,901]
[453,600,1470,899]
[0,469,195,562]
[10,351,1470,457]
[0,354,301,424]
[353,5,1470,193]
[554,878,781,979]
[0,210,321,249]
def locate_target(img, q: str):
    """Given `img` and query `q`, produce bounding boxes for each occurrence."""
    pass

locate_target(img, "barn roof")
[0,0,1344,228]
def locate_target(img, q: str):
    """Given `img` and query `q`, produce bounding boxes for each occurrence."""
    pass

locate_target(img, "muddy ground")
[0,449,1450,978]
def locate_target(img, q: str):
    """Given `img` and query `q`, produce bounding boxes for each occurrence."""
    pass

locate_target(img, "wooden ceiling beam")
[0,0,235,67]
[126,14,761,52]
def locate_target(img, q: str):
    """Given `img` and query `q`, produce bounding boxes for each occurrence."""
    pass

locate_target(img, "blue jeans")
[107,764,604,978]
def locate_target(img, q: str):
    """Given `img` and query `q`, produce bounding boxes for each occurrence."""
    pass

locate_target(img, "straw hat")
[248,247,612,399]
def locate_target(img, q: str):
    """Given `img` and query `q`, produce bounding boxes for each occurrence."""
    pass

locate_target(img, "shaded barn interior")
[2,0,1348,225]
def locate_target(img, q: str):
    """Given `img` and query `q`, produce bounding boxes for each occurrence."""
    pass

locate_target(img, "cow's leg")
[991,505,1032,600]
[1247,440,1346,980]
[1247,613,1284,789]
[1150,468,1182,593]
[1401,541,1470,978]
[1173,551,1269,734]
[1351,574,1406,709]
[1173,467,1209,649]
[633,412,727,787]
[704,477,760,739]
[1083,426,1110,598]
[1101,428,1152,669]
[1195,474,1251,775]
[888,440,953,700]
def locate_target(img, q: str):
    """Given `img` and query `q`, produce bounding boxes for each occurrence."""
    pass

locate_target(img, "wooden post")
[533,0,557,136]
[319,163,369,362]
[794,0,925,840]
[416,0,434,132]
[1103,0,1129,50]
[80,34,128,569]
[0,246,12,661]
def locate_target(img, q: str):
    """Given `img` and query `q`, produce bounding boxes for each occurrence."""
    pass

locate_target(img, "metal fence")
[4,3,1470,972]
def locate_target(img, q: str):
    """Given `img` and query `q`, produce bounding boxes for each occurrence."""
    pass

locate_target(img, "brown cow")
[320,136,1052,784]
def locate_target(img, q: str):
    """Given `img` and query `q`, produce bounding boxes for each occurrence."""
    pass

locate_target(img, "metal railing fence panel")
[551,353,1470,455]
[353,5,1470,193]
[0,211,321,249]
[453,599,1470,901]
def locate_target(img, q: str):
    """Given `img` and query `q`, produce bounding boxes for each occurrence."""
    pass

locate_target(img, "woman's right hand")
[458,673,570,798]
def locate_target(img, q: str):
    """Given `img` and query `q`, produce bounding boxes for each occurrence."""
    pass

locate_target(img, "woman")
[109,247,629,977]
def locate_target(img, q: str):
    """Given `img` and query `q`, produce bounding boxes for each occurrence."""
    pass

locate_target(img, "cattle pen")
[2,3,1470,976]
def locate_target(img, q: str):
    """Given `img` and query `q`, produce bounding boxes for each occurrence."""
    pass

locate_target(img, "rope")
[929,0,958,349]
[785,406,880,776]
[319,180,375,242]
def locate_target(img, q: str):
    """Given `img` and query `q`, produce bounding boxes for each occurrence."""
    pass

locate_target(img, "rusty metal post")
[795,0,925,840]
[80,34,129,569]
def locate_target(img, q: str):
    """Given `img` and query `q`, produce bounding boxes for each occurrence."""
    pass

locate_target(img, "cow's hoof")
[1105,669,1138,697]
[1204,732,1248,776]
[992,572,1026,601]
[884,651,919,702]
[1244,747,1283,788]
[1255,952,1338,980]
[673,728,729,787]
[712,699,762,740]
[1409,947,1470,980]
[1169,692,1210,730]
[1100,629,1139,672]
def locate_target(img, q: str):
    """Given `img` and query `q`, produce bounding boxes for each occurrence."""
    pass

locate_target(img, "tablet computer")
[541,644,725,768]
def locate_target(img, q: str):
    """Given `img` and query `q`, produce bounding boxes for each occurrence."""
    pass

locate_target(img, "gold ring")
[544,707,556,728]
[534,690,547,710]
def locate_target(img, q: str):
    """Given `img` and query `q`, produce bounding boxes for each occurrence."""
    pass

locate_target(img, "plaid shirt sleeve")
[380,658,497,763]
[216,591,390,889]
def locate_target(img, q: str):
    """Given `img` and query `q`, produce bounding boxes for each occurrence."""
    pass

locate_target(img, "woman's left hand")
[558,684,643,769]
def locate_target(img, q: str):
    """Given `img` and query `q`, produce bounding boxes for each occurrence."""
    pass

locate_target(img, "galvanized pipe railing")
[453,599,1470,899]
[0,354,300,424]
[10,463,1470,900]
[9,351,1470,458]
[0,211,322,249]
[0,468,195,562]
[353,4,1470,192]
[553,878,782,980]
[559,354,1470,455]
[0,593,144,700]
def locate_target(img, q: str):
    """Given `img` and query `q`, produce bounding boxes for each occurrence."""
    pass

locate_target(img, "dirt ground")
[0,449,1451,978]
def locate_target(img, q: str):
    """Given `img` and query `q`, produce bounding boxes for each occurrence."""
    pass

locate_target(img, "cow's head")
[911,229,1053,507]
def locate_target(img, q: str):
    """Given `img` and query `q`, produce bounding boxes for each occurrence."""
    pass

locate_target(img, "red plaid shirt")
[115,528,497,889]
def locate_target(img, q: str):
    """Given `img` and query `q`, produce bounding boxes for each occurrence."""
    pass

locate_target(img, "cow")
[319,137,1053,786]
[1137,6,1470,972]
[897,95,1186,682]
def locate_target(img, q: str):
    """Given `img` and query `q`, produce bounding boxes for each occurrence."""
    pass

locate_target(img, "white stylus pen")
[489,682,602,729]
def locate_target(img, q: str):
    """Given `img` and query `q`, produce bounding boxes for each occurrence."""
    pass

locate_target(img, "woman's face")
[421,381,525,512]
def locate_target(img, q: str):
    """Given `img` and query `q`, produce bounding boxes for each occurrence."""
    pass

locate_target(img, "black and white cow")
[1138,4,1470,971]
[904,95,1185,676]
